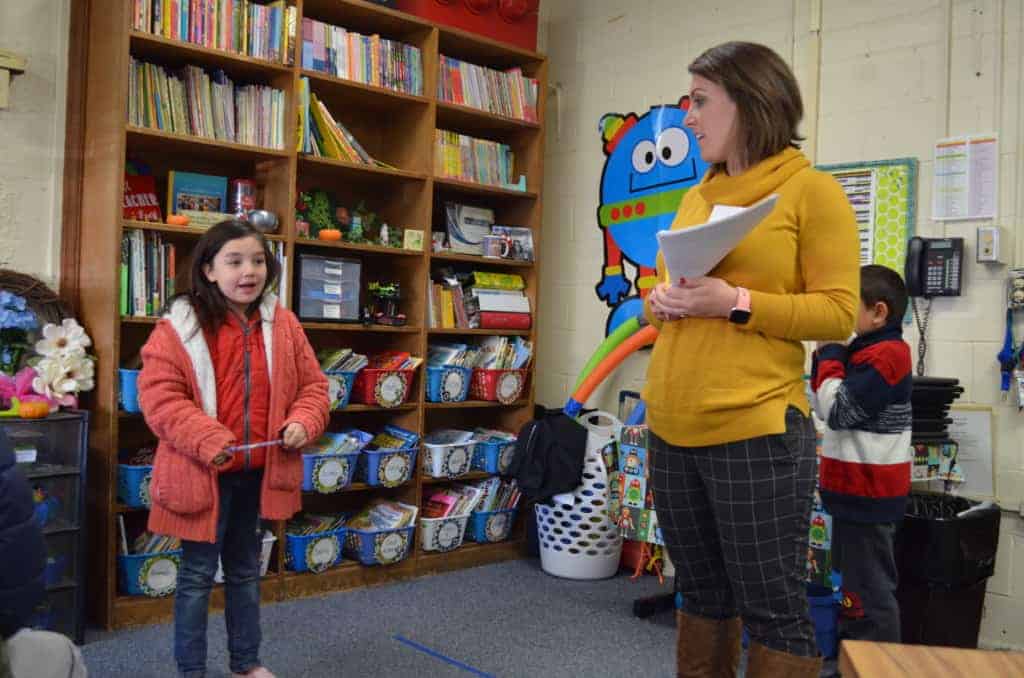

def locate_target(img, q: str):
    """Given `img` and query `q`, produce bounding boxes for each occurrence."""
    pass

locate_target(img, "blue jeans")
[174,470,263,678]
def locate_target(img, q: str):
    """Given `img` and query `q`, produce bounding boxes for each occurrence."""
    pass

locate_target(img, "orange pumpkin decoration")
[318,229,342,241]
[18,400,50,419]
[167,214,190,226]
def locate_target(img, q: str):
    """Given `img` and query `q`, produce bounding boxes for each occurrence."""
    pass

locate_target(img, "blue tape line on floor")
[393,635,495,678]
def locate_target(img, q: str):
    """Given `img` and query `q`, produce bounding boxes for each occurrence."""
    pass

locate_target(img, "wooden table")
[839,640,1024,677]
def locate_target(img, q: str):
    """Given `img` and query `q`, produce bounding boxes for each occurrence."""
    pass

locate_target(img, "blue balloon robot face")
[599,104,709,268]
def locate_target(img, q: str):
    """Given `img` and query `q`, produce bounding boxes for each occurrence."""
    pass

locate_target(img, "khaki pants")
[2,629,88,678]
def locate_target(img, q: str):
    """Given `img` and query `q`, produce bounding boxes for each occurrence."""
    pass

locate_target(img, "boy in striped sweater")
[811,264,912,645]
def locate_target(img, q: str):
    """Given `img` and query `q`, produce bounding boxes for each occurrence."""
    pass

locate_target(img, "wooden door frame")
[59,0,90,314]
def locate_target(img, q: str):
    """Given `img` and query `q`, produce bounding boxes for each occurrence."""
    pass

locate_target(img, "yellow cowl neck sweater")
[642,147,860,447]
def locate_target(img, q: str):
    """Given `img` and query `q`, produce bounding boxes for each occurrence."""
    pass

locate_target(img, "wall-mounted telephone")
[906,236,964,298]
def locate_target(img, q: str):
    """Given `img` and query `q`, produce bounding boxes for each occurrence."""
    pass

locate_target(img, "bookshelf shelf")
[301,69,431,110]
[78,0,544,631]
[126,126,290,161]
[129,31,293,79]
[422,471,492,485]
[436,101,540,136]
[433,176,538,201]
[293,237,425,258]
[429,251,533,269]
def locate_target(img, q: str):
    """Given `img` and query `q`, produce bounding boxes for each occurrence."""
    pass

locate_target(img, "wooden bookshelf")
[77,0,545,630]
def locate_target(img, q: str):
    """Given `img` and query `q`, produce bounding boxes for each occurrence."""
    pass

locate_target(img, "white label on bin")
[324,264,343,276]
[323,283,342,296]
[382,453,409,485]
[497,373,522,404]
[377,373,405,407]
[486,513,511,542]
[309,536,339,571]
[141,556,178,596]
[323,304,342,320]
[499,446,515,474]
[315,458,347,492]
[437,521,461,550]
[441,370,465,401]
[14,446,37,464]
[446,447,469,476]
[377,532,407,563]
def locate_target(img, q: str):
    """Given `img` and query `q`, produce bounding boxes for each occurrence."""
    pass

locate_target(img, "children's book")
[167,171,228,217]
[123,174,163,222]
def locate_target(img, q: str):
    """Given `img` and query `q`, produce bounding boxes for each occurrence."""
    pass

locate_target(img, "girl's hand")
[650,277,737,320]
[282,422,309,450]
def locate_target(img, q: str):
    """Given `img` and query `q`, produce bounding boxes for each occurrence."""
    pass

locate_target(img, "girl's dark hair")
[169,219,280,334]
[689,41,804,174]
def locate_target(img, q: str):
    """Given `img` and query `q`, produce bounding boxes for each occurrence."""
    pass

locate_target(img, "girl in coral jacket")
[137,220,329,678]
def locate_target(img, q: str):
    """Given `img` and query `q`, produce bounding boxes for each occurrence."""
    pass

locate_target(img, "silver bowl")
[246,209,279,233]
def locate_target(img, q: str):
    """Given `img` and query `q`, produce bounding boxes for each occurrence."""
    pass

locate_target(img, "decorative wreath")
[0,269,71,326]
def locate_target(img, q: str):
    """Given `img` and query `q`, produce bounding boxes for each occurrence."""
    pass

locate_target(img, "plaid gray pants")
[650,406,819,657]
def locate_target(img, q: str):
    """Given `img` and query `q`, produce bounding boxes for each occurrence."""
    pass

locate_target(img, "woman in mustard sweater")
[644,42,859,677]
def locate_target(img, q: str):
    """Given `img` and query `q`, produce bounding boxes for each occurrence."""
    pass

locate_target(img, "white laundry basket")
[535,411,623,579]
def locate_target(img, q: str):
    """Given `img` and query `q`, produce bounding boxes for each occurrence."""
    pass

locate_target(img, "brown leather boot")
[675,610,743,678]
[745,641,823,678]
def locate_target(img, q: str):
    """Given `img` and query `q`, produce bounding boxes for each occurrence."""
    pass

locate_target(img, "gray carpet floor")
[82,558,680,677]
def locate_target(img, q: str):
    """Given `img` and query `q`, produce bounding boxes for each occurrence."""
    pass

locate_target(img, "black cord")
[912,297,932,376]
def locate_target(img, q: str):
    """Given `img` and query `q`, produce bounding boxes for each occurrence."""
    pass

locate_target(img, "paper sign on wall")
[933,135,998,221]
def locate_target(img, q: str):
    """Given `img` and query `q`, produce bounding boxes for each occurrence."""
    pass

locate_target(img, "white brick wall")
[0,0,69,286]
[539,0,1024,649]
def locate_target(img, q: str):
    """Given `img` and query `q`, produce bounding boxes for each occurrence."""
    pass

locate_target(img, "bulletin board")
[816,158,918,275]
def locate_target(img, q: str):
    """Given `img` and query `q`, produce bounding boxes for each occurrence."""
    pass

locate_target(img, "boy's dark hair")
[171,219,280,334]
[861,264,908,323]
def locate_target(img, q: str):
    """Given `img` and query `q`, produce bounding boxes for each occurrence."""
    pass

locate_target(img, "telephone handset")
[905,236,964,298]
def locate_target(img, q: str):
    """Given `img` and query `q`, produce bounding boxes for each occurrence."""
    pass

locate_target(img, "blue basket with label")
[324,369,360,410]
[117,464,154,508]
[344,525,415,566]
[466,508,518,543]
[301,430,372,494]
[118,550,183,597]
[425,365,472,403]
[356,447,418,487]
[471,430,517,475]
[285,525,348,573]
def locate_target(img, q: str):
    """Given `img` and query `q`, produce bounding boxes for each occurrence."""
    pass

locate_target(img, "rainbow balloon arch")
[563,316,659,417]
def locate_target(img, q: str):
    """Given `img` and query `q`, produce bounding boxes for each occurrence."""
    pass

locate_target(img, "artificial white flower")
[32,357,78,399]
[63,355,95,392]
[34,319,92,359]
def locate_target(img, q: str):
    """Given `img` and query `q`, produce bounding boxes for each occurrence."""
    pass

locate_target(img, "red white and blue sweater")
[810,324,912,523]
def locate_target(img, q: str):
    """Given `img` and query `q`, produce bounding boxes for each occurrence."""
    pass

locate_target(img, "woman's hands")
[282,422,309,450]
[648,277,738,322]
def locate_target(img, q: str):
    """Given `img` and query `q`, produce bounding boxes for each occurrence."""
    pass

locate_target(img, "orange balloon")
[571,325,658,406]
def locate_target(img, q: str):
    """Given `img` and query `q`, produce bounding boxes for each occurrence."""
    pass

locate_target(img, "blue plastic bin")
[356,447,418,487]
[119,368,141,413]
[43,554,68,587]
[808,588,839,658]
[471,437,517,475]
[285,526,347,573]
[117,464,153,507]
[344,525,414,565]
[118,550,182,597]
[301,430,372,493]
[32,495,61,529]
[466,508,517,543]
[325,369,359,410]
[425,365,472,403]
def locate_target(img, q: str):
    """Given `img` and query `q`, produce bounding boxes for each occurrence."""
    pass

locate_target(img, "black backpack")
[509,413,587,503]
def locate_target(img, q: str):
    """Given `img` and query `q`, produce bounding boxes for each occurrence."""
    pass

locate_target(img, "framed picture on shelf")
[490,225,534,262]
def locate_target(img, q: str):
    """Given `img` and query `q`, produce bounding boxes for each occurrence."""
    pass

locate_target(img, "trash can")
[894,492,1000,648]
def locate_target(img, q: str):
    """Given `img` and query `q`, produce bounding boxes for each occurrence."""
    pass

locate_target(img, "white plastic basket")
[419,513,471,553]
[536,411,623,580]
[422,434,476,479]
[215,530,277,583]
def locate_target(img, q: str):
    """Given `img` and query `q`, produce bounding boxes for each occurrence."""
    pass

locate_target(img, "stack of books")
[427,342,481,368]
[471,477,521,513]
[434,130,516,187]
[438,56,538,122]
[471,272,530,330]
[286,513,347,536]
[475,336,533,370]
[129,58,286,149]
[423,482,483,519]
[301,18,423,95]
[365,351,423,371]
[123,529,181,555]
[297,77,389,167]
[317,347,369,373]
[347,499,418,530]
[121,229,176,317]
[132,0,298,65]
[366,425,419,451]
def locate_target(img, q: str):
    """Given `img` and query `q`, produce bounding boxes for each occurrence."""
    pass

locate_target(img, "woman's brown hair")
[689,41,804,173]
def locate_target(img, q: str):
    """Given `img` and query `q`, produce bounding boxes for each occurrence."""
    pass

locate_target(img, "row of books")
[438,56,538,123]
[302,18,423,95]
[317,347,369,373]
[297,77,385,166]
[121,229,176,317]
[366,351,423,372]
[428,270,531,331]
[434,130,516,187]
[428,337,532,370]
[129,57,287,149]
[347,500,418,530]
[286,512,346,536]
[131,0,297,65]
[423,476,521,519]
[118,523,181,556]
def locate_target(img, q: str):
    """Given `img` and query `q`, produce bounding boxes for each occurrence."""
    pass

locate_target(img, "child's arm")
[279,314,330,445]
[811,341,911,431]
[137,323,236,466]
